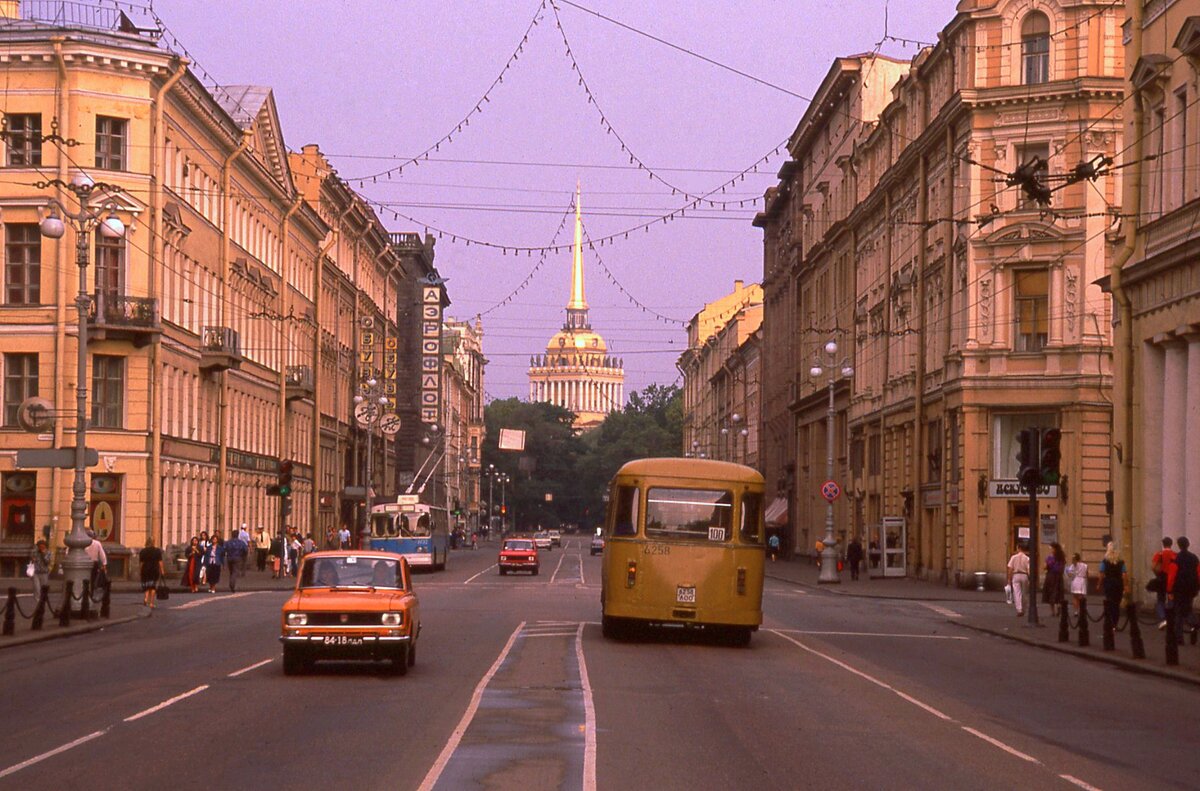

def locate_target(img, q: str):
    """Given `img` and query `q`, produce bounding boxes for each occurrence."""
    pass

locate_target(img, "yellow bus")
[600,458,765,645]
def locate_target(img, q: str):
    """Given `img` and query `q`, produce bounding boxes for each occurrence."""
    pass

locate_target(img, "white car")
[532,532,553,551]
[548,530,562,547]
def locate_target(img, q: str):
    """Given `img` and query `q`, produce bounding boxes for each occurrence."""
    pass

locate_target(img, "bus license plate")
[322,635,364,646]
[676,586,696,604]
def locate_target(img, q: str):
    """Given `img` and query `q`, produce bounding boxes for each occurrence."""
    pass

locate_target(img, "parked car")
[279,551,421,676]
[532,531,553,551]
[499,538,539,575]
[547,529,562,547]
[590,535,605,556]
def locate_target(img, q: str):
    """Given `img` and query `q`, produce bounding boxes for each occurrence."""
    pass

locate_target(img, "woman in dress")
[183,536,203,593]
[203,535,225,593]
[1042,542,1066,615]
[1065,552,1088,615]
[1098,542,1127,632]
[139,536,165,608]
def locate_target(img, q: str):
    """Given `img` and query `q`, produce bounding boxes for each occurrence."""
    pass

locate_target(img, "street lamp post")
[353,377,390,545]
[39,173,127,600]
[486,463,495,535]
[810,339,854,585]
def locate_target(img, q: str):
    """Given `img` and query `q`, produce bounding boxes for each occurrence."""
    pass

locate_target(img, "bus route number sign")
[821,480,842,503]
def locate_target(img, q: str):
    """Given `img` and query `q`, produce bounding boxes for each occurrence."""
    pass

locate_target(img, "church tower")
[528,185,625,430]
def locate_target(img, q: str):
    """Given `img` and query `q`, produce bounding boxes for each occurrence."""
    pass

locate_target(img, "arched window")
[1021,11,1050,85]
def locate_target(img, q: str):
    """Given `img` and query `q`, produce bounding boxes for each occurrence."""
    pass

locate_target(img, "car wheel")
[391,646,410,676]
[408,641,417,667]
[500,568,507,575]
[282,645,306,676]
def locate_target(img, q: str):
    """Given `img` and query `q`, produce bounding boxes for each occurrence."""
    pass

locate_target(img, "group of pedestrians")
[177,525,252,594]
[1150,536,1199,642]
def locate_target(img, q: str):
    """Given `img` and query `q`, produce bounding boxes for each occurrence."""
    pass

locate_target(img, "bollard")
[2,588,15,636]
[1058,604,1070,643]
[31,587,47,631]
[79,580,91,621]
[1166,607,1179,666]
[100,583,110,619]
[59,582,72,628]
[1127,601,1145,659]
[1078,600,1090,647]
[1102,606,1116,651]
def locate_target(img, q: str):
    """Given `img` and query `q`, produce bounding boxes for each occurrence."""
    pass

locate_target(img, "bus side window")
[740,493,764,544]
[613,485,639,536]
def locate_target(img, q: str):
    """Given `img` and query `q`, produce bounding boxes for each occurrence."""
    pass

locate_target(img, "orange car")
[279,550,421,675]
[498,538,539,575]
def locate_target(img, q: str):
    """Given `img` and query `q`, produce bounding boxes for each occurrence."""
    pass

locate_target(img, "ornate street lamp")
[810,339,854,584]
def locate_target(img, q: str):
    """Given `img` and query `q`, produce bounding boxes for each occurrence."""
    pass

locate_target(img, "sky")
[149,0,961,403]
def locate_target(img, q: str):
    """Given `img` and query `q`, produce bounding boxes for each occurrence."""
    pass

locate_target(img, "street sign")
[379,412,402,436]
[353,401,379,428]
[16,448,99,469]
[821,480,842,503]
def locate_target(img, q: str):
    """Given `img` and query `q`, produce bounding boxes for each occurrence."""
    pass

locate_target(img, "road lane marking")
[123,685,209,722]
[770,629,967,640]
[575,622,597,791]
[463,564,498,584]
[0,729,109,780]
[961,727,1040,764]
[921,603,962,619]
[1060,775,1103,791]
[549,551,568,583]
[228,658,275,677]
[170,591,261,610]
[417,621,525,791]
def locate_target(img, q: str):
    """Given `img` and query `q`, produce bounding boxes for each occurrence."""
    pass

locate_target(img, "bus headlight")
[381,612,404,627]
[286,612,308,626]
[626,561,637,588]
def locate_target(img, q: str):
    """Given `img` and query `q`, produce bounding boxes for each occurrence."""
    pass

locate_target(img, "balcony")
[87,291,161,348]
[285,365,315,402]
[200,326,243,373]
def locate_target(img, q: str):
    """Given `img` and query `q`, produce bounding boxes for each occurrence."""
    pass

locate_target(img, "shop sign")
[989,480,1057,499]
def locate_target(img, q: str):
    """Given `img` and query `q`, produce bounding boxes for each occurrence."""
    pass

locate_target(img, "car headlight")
[286,613,308,626]
[381,612,403,626]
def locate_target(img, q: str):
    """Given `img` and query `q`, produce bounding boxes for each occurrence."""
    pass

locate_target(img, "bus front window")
[646,488,732,541]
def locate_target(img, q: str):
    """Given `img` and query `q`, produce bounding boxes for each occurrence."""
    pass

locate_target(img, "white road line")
[575,622,597,791]
[463,564,498,584]
[0,729,109,780]
[227,658,275,677]
[793,588,807,594]
[961,727,1040,764]
[1060,774,1103,791]
[578,552,585,586]
[921,603,963,619]
[522,632,579,638]
[417,622,525,791]
[171,591,261,610]
[770,629,968,640]
[123,685,209,722]
[550,551,568,583]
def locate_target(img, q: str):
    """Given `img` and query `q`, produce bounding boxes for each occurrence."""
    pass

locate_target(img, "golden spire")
[568,181,587,310]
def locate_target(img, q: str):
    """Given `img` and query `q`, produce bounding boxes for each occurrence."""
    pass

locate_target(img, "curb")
[953,620,1200,687]
[0,609,150,651]
[766,571,1007,605]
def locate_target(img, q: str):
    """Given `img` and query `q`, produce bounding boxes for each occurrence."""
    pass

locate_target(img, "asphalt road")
[1,537,1196,790]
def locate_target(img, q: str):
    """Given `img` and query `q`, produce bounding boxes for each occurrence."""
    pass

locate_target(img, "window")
[993,413,1056,479]
[1014,270,1049,352]
[927,419,942,478]
[1021,12,1050,85]
[5,224,41,304]
[645,488,732,541]
[868,434,881,475]
[739,492,763,544]
[3,353,38,426]
[1015,143,1050,209]
[611,484,639,536]
[91,355,125,429]
[95,116,127,171]
[4,114,42,167]
[95,235,124,293]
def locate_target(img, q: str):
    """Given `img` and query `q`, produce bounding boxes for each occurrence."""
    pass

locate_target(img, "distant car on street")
[590,535,605,556]
[279,550,421,676]
[532,531,553,551]
[547,529,562,547]
[499,538,539,576]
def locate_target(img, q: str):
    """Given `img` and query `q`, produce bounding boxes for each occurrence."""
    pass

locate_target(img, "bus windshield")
[645,488,733,541]
[401,513,432,537]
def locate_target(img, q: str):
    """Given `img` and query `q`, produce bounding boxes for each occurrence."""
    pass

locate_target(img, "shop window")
[992,413,1056,480]
[4,114,42,167]
[1021,11,1050,85]
[3,352,38,426]
[1,472,36,541]
[1014,270,1049,352]
[89,474,122,542]
[5,223,41,305]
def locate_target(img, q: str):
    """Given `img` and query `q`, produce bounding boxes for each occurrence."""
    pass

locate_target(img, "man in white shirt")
[83,529,108,592]
[338,524,351,550]
[1007,543,1031,617]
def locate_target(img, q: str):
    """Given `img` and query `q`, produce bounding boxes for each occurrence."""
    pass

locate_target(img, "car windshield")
[300,556,405,589]
[504,540,534,551]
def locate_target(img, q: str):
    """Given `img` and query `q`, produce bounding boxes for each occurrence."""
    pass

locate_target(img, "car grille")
[306,613,380,626]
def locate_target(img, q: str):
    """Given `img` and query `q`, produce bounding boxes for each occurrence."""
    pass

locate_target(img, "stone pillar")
[1143,341,1165,543]
[1162,338,1187,541]
[1185,332,1200,545]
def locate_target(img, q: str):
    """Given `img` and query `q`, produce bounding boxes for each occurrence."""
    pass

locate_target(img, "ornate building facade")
[527,189,624,429]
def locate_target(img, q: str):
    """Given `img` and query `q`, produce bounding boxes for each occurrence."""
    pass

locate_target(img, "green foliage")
[482,385,682,532]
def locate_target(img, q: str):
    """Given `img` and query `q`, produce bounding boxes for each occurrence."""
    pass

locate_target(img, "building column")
[1186,333,1200,545]
[1142,341,1165,545]
[1162,338,1187,542]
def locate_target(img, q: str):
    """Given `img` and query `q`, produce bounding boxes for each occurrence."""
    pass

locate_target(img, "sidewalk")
[0,582,150,650]
[766,557,1200,686]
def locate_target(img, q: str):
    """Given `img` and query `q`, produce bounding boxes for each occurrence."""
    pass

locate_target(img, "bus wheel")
[720,627,752,647]
[602,615,625,640]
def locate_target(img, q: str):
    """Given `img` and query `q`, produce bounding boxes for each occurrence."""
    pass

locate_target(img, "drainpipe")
[1112,5,1142,574]
[49,38,69,549]
[914,154,928,575]
[148,57,188,547]
[942,123,956,583]
[216,130,252,535]
[278,196,300,529]
[880,186,893,545]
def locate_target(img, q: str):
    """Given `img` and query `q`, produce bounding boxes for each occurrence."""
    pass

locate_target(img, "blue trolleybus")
[368,497,450,571]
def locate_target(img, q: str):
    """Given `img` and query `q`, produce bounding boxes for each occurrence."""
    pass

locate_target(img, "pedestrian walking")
[84,529,108,595]
[287,531,302,577]
[269,532,284,578]
[1099,542,1127,634]
[767,533,780,562]
[846,537,864,581]
[183,536,203,593]
[29,538,52,603]
[138,536,165,608]
[1168,536,1199,643]
[224,531,248,592]
[238,522,251,547]
[1065,552,1088,614]
[203,535,225,593]
[255,526,270,572]
[1151,537,1176,630]
[1006,542,1031,617]
[1042,542,1066,616]
[338,523,352,550]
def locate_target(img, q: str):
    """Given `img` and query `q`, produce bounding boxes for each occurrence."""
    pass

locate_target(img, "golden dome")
[546,328,607,355]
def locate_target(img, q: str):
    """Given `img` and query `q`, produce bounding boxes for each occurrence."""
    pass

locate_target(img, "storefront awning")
[764,496,788,526]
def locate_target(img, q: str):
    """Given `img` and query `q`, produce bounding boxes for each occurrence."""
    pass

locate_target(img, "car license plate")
[322,635,364,646]
[676,586,696,604]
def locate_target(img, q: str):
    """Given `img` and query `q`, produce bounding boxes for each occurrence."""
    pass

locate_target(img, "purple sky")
[153,0,960,402]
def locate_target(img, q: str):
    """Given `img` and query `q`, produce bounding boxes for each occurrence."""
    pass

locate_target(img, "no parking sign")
[821,480,842,503]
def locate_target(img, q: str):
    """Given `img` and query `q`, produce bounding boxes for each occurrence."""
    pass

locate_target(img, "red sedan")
[498,538,539,576]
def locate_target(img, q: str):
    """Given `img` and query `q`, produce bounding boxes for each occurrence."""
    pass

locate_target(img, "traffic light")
[278,459,294,498]
[1039,428,1062,486]
[500,505,507,515]
[1016,428,1039,489]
